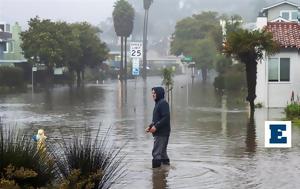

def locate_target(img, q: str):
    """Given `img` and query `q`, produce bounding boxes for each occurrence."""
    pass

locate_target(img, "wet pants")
[152,136,169,168]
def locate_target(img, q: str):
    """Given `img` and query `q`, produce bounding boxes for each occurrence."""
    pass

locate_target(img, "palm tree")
[224,28,279,112]
[123,2,134,80]
[113,0,135,80]
[142,0,153,79]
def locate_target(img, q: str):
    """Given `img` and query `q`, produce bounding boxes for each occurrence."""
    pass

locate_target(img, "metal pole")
[32,67,34,93]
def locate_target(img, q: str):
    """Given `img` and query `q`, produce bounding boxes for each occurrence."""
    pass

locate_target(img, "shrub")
[213,63,246,92]
[255,103,263,108]
[224,70,246,91]
[285,103,300,120]
[53,127,126,189]
[0,66,24,88]
[0,120,126,189]
[0,123,57,188]
[213,75,225,90]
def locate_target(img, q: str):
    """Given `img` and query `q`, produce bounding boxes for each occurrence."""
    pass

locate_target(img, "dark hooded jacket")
[151,87,171,136]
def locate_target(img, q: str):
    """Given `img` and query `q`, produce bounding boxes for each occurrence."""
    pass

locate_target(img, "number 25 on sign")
[130,42,143,58]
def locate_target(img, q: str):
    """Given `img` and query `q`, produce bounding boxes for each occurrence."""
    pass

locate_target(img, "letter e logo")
[265,121,291,148]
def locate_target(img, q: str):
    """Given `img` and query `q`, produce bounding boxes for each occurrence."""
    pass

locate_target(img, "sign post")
[32,66,37,93]
[130,42,143,80]
[132,59,140,76]
[130,42,143,112]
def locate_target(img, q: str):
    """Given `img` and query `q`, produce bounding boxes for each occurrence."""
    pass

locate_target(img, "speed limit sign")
[130,42,143,58]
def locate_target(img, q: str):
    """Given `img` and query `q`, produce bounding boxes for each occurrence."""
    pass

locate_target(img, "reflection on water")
[245,112,257,154]
[1,75,300,189]
[152,166,169,189]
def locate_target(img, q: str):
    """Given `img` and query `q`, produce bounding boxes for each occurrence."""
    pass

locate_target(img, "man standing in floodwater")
[146,87,171,168]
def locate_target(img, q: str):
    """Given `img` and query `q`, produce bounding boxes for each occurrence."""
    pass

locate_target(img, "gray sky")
[0,0,117,27]
[1,0,299,29]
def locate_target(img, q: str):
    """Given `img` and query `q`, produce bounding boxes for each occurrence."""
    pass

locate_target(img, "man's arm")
[153,101,170,131]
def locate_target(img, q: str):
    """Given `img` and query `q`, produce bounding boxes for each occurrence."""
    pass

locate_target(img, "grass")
[51,126,126,189]
[0,119,127,189]
[0,121,57,188]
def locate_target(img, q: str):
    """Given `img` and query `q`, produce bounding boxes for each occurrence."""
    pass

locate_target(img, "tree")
[225,14,243,34]
[170,11,222,81]
[142,0,153,79]
[223,28,279,112]
[21,17,65,80]
[21,17,108,86]
[161,67,174,102]
[113,0,135,80]
[189,38,217,81]
[70,22,108,86]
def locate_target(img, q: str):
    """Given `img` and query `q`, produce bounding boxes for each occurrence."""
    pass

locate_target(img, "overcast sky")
[0,0,117,27]
[0,0,299,29]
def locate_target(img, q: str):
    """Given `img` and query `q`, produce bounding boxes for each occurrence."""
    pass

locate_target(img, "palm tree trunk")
[245,61,257,112]
[142,9,149,79]
[120,36,124,80]
[246,111,256,152]
[124,37,127,80]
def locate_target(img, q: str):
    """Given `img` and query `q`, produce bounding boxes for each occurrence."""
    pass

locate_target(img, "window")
[268,58,290,82]
[0,24,4,32]
[291,11,298,20]
[3,42,8,52]
[280,10,299,21]
[5,24,10,32]
[281,11,290,20]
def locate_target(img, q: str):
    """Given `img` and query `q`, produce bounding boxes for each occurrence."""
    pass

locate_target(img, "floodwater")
[1,74,300,189]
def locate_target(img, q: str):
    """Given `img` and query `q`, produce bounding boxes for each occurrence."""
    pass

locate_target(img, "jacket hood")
[152,87,165,102]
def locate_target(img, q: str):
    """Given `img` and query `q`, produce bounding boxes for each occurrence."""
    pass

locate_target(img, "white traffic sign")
[132,58,140,76]
[130,42,143,58]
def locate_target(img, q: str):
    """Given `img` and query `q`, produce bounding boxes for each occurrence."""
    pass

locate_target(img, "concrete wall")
[256,49,300,107]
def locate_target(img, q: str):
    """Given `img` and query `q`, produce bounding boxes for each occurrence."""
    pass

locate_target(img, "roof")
[266,22,300,48]
[270,16,290,22]
[262,1,299,12]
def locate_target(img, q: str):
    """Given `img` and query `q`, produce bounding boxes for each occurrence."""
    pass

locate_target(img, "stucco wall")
[256,49,300,107]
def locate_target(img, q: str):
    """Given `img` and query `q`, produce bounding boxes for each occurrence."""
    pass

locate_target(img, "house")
[0,22,12,61]
[256,1,300,107]
[0,22,26,65]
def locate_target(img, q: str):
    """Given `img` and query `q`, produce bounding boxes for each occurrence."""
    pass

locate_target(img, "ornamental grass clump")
[53,127,126,189]
[0,122,57,188]
[285,102,300,120]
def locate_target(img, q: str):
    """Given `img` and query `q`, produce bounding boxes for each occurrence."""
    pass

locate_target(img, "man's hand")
[145,126,151,133]
[149,126,157,133]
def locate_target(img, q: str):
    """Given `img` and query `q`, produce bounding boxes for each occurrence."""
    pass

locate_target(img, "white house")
[256,1,300,107]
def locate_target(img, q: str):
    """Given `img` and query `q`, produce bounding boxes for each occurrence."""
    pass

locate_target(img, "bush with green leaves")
[213,63,246,91]
[0,66,24,88]
[161,67,174,102]
[285,103,300,120]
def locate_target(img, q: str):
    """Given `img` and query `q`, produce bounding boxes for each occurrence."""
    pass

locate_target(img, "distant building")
[256,1,300,107]
[0,22,26,66]
[147,56,183,74]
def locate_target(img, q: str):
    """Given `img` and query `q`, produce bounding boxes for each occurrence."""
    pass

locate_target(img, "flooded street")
[1,75,300,189]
